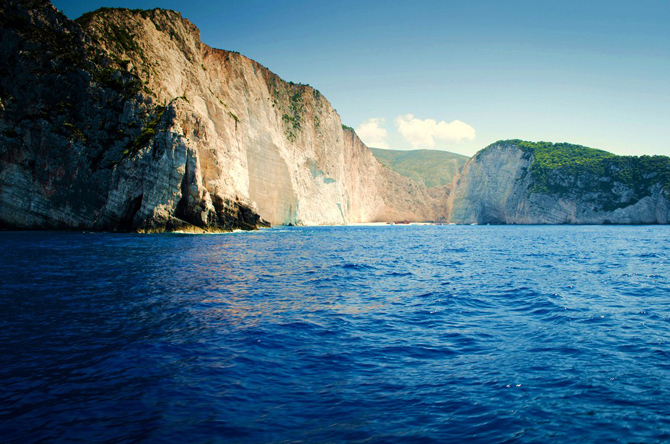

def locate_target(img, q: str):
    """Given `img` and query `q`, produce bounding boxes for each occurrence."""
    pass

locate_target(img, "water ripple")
[2,226,670,442]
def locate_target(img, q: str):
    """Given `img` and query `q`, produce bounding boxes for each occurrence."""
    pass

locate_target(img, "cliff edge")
[449,140,670,224]
[0,0,439,232]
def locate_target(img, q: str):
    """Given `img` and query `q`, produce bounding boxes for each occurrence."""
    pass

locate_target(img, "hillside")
[370,148,469,188]
[511,140,670,204]
[450,140,670,224]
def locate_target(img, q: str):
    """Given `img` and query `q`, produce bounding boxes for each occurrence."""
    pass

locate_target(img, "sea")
[1,225,670,443]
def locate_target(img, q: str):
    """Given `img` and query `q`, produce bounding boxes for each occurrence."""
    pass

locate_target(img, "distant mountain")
[369,148,469,188]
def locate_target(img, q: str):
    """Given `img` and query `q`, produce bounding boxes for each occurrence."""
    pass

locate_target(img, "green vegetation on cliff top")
[370,148,469,188]
[489,140,670,208]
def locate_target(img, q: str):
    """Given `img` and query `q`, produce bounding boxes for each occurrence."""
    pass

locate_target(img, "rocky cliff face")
[0,0,438,232]
[449,141,670,224]
[4,1,664,229]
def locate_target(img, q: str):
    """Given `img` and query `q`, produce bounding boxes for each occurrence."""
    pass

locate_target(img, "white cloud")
[394,114,476,149]
[355,118,389,148]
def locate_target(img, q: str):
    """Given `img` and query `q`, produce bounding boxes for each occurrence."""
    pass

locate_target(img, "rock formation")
[1,1,668,230]
[449,140,670,224]
[0,0,438,232]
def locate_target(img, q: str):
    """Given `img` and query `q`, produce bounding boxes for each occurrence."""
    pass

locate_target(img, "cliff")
[3,1,666,229]
[449,140,670,224]
[0,0,438,232]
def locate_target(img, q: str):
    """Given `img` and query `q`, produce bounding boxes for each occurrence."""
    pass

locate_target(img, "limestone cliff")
[0,0,438,232]
[449,140,670,224]
[7,1,663,229]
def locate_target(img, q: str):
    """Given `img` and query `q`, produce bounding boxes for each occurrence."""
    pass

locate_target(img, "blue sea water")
[1,225,670,443]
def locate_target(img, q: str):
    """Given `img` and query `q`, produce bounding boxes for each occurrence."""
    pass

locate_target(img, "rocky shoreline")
[1,0,668,232]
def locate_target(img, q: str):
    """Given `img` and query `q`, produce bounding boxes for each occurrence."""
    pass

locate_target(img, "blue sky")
[53,0,669,156]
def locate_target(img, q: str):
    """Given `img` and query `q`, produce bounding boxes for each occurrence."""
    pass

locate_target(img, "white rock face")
[85,9,438,226]
[449,144,533,223]
[449,143,670,224]
[10,4,667,230]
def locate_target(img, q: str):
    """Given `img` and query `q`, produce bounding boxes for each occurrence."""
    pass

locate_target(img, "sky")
[52,0,669,157]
